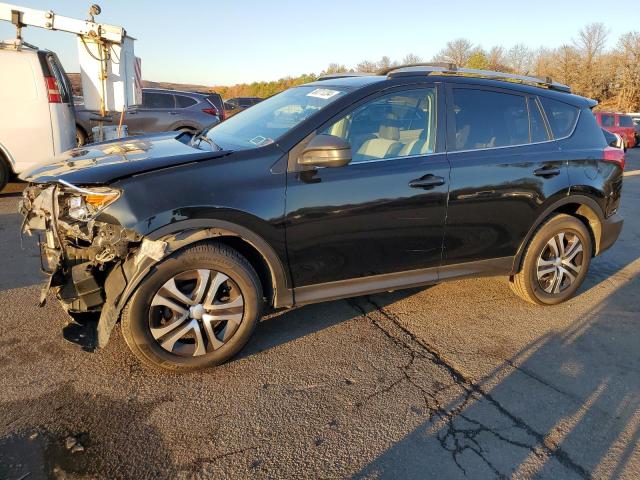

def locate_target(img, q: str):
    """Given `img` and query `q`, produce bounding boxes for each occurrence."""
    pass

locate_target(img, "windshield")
[207,86,347,150]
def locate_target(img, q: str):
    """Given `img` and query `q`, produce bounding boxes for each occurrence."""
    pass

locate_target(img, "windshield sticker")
[249,135,273,146]
[306,88,341,100]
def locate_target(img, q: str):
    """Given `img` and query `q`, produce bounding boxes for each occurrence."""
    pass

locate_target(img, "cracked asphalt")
[0,150,639,479]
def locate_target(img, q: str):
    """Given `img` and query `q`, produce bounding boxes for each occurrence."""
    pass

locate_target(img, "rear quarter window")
[539,97,579,138]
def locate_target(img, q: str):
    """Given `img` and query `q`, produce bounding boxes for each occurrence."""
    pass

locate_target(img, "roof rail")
[317,72,372,81]
[377,62,457,76]
[386,64,571,93]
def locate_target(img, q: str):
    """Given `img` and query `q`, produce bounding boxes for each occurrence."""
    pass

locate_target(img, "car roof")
[309,66,595,108]
[143,87,208,97]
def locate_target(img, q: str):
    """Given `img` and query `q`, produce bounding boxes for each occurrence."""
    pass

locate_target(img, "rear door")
[43,52,76,154]
[0,50,52,173]
[443,85,569,268]
[285,84,450,290]
[127,91,177,134]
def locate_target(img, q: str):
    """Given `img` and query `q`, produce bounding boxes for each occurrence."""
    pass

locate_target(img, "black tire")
[510,214,592,305]
[0,158,9,192]
[121,241,263,372]
[76,126,87,147]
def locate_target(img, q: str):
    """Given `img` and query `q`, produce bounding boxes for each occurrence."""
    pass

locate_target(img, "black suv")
[20,65,624,371]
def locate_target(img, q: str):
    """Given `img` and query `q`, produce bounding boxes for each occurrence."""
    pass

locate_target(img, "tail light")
[202,107,219,117]
[44,76,62,103]
[603,146,625,170]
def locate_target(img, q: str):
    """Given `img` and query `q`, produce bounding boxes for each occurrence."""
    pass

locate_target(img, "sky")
[0,0,637,86]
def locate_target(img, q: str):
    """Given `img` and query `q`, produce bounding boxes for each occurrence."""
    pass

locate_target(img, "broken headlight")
[59,181,121,222]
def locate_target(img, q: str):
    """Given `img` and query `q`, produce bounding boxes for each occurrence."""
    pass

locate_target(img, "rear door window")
[175,95,197,108]
[451,88,529,151]
[539,97,579,138]
[143,92,175,109]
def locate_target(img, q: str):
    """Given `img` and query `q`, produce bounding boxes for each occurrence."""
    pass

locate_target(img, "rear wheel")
[510,214,592,305]
[76,126,87,147]
[0,158,9,192]
[121,242,263,371]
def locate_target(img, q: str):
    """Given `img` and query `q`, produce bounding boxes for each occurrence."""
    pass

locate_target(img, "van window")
[451,89,529,151]
[46,55,72,104]
[540,97,579,138]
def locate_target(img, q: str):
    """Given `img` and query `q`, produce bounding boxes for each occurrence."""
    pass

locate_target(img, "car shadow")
[238,287,427,361]
[354,257,640,479]
[0,210,43,292]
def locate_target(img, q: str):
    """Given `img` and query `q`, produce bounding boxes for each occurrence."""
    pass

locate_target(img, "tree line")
[213,23,640,112]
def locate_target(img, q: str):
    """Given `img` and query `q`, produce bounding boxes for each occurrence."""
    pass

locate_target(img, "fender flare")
[96,219,293,347]
[511,194,605,274]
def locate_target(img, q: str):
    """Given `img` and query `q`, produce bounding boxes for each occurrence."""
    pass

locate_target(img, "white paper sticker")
[306,88,341,100]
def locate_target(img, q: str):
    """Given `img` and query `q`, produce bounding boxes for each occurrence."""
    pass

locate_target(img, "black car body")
[75,88,222,145]
[20,66,624,371]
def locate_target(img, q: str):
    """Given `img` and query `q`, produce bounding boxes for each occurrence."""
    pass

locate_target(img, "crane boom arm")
[0,2,125,43]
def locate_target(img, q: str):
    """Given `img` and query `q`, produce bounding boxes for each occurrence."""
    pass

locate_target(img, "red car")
[594,111,637,150]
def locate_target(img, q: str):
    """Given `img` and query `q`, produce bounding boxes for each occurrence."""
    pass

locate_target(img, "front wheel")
[510,214,592,305]
[121,242,263,371]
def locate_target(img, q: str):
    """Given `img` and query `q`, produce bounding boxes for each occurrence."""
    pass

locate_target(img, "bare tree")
[573,23,610,98]
[613,31,640,111]
[505,43,533,74]
[433,38,474,66]
[401,53,423,65]
[356,60,378,73]
[376,56,396,71]
[322,63,348,75]
[487,46,508,71]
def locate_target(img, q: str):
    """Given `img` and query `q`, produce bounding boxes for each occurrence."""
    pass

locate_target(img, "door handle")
[169,111,179,115]
[409,174,445,189]
[534,166,561,177]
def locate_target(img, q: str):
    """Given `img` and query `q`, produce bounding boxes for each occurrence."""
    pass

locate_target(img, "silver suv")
[75,88,222,145]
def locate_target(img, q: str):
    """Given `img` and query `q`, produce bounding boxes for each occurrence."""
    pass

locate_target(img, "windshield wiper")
[190,132,221,151]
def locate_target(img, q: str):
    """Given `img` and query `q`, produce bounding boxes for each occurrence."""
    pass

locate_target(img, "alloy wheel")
[149,269,244,357]
[536,232,584,294]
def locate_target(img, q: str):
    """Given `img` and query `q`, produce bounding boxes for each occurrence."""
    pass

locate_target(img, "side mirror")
[298,134,352,168]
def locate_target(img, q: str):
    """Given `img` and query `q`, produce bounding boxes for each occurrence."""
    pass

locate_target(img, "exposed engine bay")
[19,182,167,348]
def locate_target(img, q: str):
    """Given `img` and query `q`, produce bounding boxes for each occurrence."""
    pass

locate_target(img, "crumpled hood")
[20,132,229,185]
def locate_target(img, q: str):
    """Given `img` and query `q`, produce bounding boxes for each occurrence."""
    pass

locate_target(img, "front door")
[126,91,176,135]
[284,85,450,290]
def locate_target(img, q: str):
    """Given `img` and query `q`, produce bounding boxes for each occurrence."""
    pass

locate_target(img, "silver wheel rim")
[536,232,584,294]
[149,269,244,357]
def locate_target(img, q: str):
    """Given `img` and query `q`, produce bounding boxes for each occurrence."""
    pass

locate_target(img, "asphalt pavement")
[0,150,639,479]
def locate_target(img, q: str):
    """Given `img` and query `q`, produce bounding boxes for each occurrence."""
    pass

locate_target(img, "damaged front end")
[20,181,159,348]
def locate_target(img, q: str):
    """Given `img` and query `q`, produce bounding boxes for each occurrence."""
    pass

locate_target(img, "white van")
[0,41,76,191]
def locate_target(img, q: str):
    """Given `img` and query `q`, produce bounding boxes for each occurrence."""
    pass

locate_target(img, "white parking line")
[623,170,640,177]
